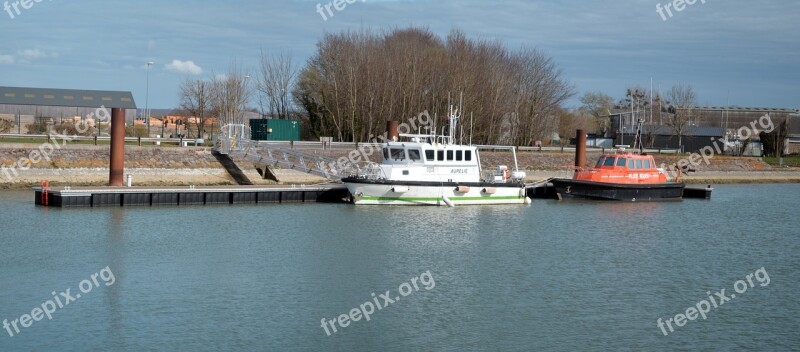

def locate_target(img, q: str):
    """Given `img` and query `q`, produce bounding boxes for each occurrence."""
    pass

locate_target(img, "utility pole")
[145,61,154,137]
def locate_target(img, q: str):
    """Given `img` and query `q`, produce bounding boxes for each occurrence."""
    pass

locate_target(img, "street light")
[145,61,154,136]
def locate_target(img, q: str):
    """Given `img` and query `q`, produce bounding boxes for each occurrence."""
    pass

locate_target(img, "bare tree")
[579,92,614,136]
[666,84,697,148]
[293,27,573,144]
[556,107,591,144]
[256,51,296,119]
[211,64,251,127]
[179,78,212,139]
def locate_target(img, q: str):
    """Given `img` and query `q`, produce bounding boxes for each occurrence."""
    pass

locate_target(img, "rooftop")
[0,86,137,109]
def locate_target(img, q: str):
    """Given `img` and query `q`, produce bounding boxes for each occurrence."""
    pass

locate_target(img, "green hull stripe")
[361,196,522,201]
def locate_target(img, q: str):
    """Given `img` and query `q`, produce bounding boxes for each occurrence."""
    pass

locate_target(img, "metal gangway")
[215,124,376,180]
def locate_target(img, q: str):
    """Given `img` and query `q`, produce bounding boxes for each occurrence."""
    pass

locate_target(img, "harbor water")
[1,184,798,351]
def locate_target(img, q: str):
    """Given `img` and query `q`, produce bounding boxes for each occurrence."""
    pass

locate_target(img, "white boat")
[342,108,530,206]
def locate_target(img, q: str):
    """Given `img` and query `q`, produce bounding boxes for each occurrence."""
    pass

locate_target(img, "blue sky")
[1,0,798,110]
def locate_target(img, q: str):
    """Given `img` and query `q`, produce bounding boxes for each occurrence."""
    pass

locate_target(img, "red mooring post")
[575,129,587,169]
[109,108,125,186]
[386,121,399,142]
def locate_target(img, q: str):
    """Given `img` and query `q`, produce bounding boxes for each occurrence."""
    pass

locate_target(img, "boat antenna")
[459,92,464,119]
[433,112,437,143]
[470,111,473,145]
[633,119,644,153]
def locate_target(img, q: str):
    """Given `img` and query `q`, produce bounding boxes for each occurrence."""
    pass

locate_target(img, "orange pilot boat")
[551,130,685,201]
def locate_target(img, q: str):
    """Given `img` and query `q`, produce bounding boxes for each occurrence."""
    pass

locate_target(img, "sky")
[1,0,798,111]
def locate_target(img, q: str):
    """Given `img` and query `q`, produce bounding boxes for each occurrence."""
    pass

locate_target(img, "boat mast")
[448,105,459,145]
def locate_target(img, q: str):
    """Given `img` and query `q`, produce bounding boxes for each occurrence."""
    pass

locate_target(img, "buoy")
[442,196,455,207]
[525,197,532,205]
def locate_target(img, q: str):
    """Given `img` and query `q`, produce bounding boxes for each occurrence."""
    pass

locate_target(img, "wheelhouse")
[381,144,477,166]
[574,152,667,184]
[594,154,656,171]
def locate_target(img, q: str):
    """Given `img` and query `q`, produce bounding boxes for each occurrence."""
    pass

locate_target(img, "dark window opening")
[391,148,406,161]
[425,150,434,161]
[596,158,605,167]
[408,149,421,161]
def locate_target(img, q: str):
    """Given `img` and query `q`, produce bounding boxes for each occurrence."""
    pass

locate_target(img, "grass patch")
[763,156,800,167]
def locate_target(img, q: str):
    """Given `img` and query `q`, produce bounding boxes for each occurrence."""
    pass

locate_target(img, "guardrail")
[0,133,207,146]
[0,133,684,154]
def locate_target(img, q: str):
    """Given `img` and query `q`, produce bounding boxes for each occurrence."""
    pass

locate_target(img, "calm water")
[0,185,798,351]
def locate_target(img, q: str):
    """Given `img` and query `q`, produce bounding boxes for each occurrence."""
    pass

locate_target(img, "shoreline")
[2,143,799,190]
[2,167,799,190]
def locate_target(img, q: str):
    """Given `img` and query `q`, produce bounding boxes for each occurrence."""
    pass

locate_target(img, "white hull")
[345,182,527,206]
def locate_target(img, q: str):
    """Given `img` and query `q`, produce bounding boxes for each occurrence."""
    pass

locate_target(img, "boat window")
[425,150,434,161]
[456,150,463,161]
[596,158,605,167]
[437,150,444,161]
[383,148,390,161]
[447,150,454,161]
[465,150,472,161]
[636,159,643,169]
[603,157,616,167]
[408,149,422,162]
[391,148,406,161]
[644,159,651,169]
[628,159,635,169]
[616,158,626,167]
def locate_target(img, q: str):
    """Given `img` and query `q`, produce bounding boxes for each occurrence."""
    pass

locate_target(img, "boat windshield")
[390,148,406,161]
[596,158,605,167]
[603,157,616,167]
[408,149,422,162]
[616,158,626,167]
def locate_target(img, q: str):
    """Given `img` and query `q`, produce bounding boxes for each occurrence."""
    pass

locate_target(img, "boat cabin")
[378,141,482,182]
[574,152,667,184]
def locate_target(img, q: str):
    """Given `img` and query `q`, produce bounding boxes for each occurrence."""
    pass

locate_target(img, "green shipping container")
[250,119,301,141]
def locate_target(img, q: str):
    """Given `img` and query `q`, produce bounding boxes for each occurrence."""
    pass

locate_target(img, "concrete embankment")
[0,144,325,189]
[1,143,798,189]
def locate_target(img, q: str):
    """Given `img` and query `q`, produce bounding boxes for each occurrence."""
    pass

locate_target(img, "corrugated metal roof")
[623,124,724,136]
[0,86,137,109]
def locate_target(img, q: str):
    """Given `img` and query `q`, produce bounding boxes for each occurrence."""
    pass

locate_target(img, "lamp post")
[145,61,154,136]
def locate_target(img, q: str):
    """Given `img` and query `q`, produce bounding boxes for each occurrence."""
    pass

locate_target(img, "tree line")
[293,27,574,145]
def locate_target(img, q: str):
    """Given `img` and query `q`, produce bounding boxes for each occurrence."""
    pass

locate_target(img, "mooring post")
[575,129,587,169]
[109,108,125,186]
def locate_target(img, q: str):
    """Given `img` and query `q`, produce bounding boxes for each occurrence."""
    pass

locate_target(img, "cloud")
[164,59,203,75]
[17,49,49,60]
[0,55,13,64]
